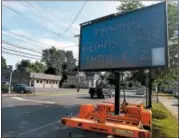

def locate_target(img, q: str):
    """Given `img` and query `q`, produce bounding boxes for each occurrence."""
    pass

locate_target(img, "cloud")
[142,1,161,6]
[9,29,30,36]
[37,38,79,58]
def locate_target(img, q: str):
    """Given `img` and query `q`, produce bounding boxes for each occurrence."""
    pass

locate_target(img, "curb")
[2,92,88,97]
[158,97,178,120]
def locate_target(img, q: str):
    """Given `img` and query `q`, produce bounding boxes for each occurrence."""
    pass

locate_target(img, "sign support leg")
[115,72,120,115]
[148,69,152,108]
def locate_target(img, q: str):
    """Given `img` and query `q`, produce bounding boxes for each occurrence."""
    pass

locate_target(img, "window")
[46,80,48,84]
[53,81,55,84]
[56,81,58,84]
[37,80,39,83]
[40,80,42,83]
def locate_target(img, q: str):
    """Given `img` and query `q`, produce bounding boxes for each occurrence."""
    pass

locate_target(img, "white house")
[30,73,61,88]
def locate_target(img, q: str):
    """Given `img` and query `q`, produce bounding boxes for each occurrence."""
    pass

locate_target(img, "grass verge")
[153,92,174,97]
[152,102,178,138]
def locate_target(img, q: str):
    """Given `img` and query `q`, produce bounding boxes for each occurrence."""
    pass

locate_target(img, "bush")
[1,84,9,93]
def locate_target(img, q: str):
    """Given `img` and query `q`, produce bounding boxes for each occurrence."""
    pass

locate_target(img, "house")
[1,71,61,89]
[62,71,99,88]
[30,73,61,88]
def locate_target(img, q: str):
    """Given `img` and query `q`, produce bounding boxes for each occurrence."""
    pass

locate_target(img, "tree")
[42,46,66,75]
[42,47,76,75]
[2,56,7,71]
[59,62,68,87]
[16,60,46,73]
[65,51,76,72]
[44,67,58,75]
[31,61,46,73]
[116,1,144,13]
[16,60,32,72]
[59,51,77,87]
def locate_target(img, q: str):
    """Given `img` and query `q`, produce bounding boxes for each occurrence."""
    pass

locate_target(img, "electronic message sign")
[79,2,168,71]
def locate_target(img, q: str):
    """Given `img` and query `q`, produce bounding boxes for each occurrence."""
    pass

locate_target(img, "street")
[2,90,146,138]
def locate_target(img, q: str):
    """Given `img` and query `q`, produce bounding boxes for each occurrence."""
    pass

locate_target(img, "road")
[2,90,146,138]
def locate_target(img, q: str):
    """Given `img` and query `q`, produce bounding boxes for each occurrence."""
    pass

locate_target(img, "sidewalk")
[159,96,178,119]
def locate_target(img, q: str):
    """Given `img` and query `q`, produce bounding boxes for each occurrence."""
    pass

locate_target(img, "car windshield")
[17,84,28,87]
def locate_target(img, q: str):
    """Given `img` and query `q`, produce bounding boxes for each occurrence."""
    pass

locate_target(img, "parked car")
[136,86,146,95]
[13,84,33,94]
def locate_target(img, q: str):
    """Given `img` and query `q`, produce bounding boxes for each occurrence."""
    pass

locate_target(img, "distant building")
[30,73,61,88]
[62,72,99,88]
[1,71,61,89]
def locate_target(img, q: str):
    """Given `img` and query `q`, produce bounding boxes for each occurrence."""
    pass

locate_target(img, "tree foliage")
[16,60,46,73]
[116,1,144,13]
[2,56,7,71]
[42,47,76,75]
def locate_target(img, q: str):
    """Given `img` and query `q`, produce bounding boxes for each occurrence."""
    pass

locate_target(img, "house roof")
[30,73,61,80]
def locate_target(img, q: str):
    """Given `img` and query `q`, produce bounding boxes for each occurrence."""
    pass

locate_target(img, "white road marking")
[17,120,60,136]
[11,97,55,104]
[37,125,67,136]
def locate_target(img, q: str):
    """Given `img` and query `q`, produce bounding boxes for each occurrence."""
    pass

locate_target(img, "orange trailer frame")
[61,100,152,138]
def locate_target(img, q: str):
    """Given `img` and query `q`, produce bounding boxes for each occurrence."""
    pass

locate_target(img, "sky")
[2,1,161,69]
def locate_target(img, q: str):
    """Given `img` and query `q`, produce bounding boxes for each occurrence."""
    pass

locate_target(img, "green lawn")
[152,102,178,138]
[153,92,174,97]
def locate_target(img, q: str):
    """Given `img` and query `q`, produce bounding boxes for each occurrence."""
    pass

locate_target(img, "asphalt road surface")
[2,91,146,138]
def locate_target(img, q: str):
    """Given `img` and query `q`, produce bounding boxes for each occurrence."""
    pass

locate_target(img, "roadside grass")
[152,102,178,138]
[152,92,174,97]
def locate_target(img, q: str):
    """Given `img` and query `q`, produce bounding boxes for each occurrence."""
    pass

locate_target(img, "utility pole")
[74,34,80,93]
[177,0,179,101]
[8,69,12,95]
[33,75,35,94]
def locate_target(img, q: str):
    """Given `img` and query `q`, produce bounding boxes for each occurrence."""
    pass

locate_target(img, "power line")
[2,47,42,58]
[2,33,45,50]
[62,1,87,34]
[2,40,42,54]
[2,3,60,36]
[3,26,78,48]
[2,40,78,54]
[33,1,79,33]
[2,26,51,48]
[20,1,78,37]
[2,51,41,60]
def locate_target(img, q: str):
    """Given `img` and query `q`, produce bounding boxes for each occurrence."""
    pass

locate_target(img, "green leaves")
[116,1,144,14]
[42,47,76,75]
[15,60,46,73]
[1,56,7,71]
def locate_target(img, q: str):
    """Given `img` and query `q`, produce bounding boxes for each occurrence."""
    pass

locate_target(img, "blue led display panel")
[79,2,168,71]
